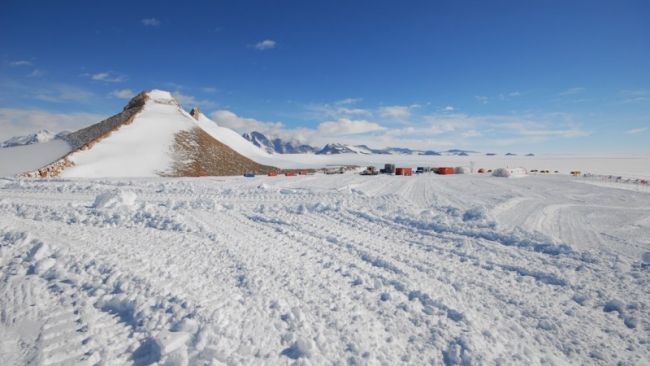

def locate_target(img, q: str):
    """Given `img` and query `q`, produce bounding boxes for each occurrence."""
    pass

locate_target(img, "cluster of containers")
[244,170,309,178]
[363,164,465,176]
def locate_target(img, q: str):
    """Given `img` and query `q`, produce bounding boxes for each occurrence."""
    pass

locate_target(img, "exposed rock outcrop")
[61,92,149,151]
[189,107,201,121]
[167,127,276,176]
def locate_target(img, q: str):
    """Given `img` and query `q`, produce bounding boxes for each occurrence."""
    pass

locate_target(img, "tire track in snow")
[0,227,137,365]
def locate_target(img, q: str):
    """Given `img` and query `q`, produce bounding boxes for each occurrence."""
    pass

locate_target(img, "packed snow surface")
[1,173,649,365]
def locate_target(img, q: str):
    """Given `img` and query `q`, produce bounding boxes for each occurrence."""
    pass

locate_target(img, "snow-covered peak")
[1,129,58,148]
[317,143,372,155]
[145,90,177,105]
[121,90,179,112]
[242,131,318,154]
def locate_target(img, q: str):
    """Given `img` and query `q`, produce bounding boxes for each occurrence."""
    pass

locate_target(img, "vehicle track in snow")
[1,174,649,365]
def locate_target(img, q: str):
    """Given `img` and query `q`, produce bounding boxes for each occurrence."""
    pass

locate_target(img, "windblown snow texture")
[1,173,649,365]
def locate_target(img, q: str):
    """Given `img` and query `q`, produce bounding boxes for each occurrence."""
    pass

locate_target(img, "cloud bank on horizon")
[0,1,648,153]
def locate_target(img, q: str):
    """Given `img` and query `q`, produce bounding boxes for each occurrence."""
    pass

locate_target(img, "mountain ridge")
[19,90,278,178]
[241,130,480,156]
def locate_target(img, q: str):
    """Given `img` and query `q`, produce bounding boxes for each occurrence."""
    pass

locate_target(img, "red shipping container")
[268,171,278,176]
[437,167,454,175]
[285,171,296,176]
[395,168,404,175]
[403,168,413,176]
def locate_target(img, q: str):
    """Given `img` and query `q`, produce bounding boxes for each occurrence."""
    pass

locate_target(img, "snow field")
[1,173,649,365]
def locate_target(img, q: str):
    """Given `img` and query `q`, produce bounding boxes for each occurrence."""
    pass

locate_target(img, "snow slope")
[0,90,282,178]
[1,174,649,365]
[192,112,273,161]
[60,91,197,177]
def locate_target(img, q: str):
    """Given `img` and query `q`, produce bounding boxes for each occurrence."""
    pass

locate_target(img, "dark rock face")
[316,143,360,155]
[169,127,276,176]
[190,107,201,120]
[420,150,441,156]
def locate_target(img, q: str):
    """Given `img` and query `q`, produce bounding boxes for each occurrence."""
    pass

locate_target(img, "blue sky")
[1,0,649,153]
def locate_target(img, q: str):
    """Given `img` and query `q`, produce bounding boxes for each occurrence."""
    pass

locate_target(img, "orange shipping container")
[437,167,454,175]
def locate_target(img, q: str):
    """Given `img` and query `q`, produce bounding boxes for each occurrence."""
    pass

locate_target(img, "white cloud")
[141,18,160,26]
[0,108,105,140]
[110,89,136,99]
[208,105,592,151]
[89,72,126,83]
[625,127,648,134]
[254,39,277,50]
[305,102,372,119]
[379,106,411,121]
[518,128,590,138]
[33,85,94,103]
[318,118,385,135]
[9,60,32,67]
[28,69,45,78]
[619,90,649,104]
[559,87,585,96]
[475,95,489,104]
[210,110,284,135]
[171,91,215,108]
[444,105,454,112]
[461,130,482,138]
[508,91,521,97]
[335,98,362,105]
[423,114,476,135]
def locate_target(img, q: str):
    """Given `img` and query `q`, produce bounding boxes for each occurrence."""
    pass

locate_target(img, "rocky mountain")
[0,129,70,148]
[16,90,277,178]
[242,131,317,154]
[316,143,373,155]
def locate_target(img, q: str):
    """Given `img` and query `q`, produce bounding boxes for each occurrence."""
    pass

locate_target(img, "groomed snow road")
[1,174,649,365]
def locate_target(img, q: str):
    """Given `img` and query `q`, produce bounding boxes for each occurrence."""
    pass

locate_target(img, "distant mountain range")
[242,131,479,156]
[242,131,317,154]
[1,129,70,148]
